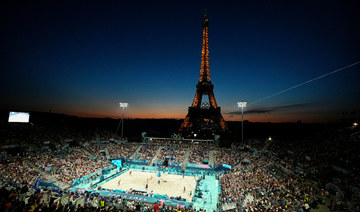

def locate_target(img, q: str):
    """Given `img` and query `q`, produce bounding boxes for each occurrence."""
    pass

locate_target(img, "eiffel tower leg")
[192,90,203,107]
[180,114,191,130]
[208,91,218,108]
[218,116,227,132]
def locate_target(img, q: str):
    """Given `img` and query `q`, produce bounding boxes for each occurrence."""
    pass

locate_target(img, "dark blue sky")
[1,0,360,122]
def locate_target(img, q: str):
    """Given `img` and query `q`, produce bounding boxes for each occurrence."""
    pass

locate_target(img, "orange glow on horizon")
[58,109,324,123]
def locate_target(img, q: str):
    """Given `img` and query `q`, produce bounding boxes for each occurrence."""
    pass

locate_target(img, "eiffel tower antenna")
[179,11,227,138]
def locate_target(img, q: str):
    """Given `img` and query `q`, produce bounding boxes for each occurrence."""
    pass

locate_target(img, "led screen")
[8,112,30,123]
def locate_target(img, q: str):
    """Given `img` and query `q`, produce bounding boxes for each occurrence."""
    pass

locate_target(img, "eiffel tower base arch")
[179,106,227,139]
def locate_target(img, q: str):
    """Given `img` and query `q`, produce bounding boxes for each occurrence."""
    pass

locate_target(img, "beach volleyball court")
[101,170,196,201]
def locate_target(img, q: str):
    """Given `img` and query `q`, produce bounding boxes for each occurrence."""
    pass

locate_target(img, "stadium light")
[237,101,247,146]
[119,102,128,138]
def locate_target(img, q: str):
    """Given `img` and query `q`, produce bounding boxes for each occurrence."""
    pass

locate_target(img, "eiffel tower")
[179,11,227,138]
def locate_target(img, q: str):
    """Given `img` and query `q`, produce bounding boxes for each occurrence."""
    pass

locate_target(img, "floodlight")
[237,101,247,146]
[119,102,128,138]
[237,101,247,108]
[119,102,128,108]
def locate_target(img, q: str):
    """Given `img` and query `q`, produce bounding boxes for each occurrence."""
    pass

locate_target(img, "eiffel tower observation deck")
[180,10,227,139]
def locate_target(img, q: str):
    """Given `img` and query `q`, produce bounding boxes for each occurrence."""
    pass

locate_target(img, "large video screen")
[8,112,30,123]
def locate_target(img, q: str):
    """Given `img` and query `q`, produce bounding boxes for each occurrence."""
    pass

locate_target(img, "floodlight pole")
[119,102,128,138]
[121,107,124,138]
[237,101,247,147]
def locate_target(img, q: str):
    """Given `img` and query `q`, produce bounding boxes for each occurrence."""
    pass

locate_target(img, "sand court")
[101,170,197,201]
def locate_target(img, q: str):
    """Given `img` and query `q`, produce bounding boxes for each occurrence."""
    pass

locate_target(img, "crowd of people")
[0,182,195,212]
[157,145,186,165]
[107,143,139,159]
[1,120,359,211]
[219,152,324,211]
[85,144,108,160]
[138,145,159,161]
[0,157,40,186]
[188,145,209,164]
[213,148,243,167]
[261,128,360,211]
[29,147,109,184]
[216,126,359,211]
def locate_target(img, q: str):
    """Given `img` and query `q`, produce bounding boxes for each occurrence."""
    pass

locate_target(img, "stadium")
[1,112,360,211]
[1,1,360,212]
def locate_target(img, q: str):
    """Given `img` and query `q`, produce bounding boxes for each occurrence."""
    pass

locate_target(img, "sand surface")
[101,170,196,201]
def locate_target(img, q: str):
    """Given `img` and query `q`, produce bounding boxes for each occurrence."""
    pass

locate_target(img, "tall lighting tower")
[237,101,247,146]
[119,102,128,138]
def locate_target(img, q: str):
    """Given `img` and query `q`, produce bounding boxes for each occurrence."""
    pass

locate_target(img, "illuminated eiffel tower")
[179,11,227,138]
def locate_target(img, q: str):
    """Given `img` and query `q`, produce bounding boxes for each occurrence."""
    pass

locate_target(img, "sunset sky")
[1,0,360,123]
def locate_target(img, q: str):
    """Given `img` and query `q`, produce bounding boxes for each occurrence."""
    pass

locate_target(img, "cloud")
[228,108,272,115]
[227,103,313,115]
